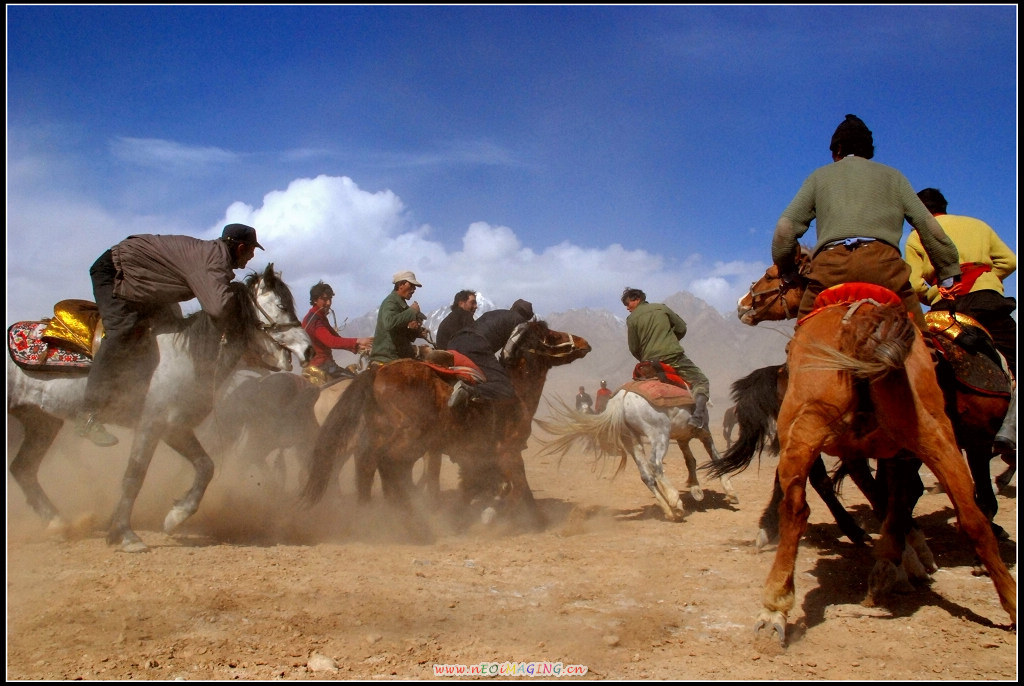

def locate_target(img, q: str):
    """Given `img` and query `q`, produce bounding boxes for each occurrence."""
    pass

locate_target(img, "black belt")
[819,237,879,253]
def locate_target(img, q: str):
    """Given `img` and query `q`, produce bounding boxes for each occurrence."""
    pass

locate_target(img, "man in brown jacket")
[76,223,263,446]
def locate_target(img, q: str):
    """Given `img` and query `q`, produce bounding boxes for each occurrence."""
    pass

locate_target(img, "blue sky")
[6,5,1017,325]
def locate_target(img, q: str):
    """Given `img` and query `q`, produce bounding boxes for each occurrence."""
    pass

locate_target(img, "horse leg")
[8,408,68,536]
[756,473,784,551]
[965,447,1007,540]
[994,456,1015,492]
[636,435,683,520]
[677,439,704,502]
[809,456,869,546]
[864,456,924,606]
[380,459,434,543]
[758,409,821,646]
[694,428,739,504]
[106,425,164,553]
[496,446,546,531]
[877,355,1016,627]
[418,450,442,499]
[161,426,216,534]
[355,451,378,504]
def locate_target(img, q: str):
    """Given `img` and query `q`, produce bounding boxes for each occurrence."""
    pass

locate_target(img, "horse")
[536,386,739,521]
[301,321,591,535]
[722,404,738,448]
[201,368,322,491]
[737,253,1014,538]
[731,259,1015,643]
[7,264,314,552]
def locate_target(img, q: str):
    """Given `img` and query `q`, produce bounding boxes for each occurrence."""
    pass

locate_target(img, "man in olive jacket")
[621,287,710,428]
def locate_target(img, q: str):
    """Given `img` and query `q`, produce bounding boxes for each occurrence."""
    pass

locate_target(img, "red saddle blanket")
[8,321,93,372]
[798,282,904,326]
[620,379,695,409]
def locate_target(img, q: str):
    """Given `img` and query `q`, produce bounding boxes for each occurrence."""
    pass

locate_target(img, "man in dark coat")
[447,299,534,407]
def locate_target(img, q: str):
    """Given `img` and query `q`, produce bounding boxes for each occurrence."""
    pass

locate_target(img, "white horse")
[537,388,739,520]
[7,264,313,552]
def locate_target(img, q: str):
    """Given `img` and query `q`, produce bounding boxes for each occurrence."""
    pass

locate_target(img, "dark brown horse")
[732,259,1015,644]
[300,321,590,537]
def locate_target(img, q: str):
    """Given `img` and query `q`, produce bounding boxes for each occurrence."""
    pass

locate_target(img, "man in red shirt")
[301,282,372,384]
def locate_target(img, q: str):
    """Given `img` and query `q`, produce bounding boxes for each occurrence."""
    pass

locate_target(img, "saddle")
[924,311,1012,397]
[7,299,103,372]
[632,360,690,389]
[798,282,903,326]
[620,379,695,409]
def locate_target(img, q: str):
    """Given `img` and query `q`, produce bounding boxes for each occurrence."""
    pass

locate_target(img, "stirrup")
[76,414,119,447]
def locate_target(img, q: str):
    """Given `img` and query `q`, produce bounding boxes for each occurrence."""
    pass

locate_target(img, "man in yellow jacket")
[906,187,1016,455]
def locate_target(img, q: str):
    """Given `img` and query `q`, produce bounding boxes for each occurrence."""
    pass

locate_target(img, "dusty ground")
[6,419,1018,681]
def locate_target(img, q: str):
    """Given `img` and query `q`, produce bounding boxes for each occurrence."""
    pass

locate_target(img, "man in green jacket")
[621,287,710,429]
[368,270,427,366]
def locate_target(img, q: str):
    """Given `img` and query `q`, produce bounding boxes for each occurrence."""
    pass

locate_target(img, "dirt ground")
[6,419,1018,681]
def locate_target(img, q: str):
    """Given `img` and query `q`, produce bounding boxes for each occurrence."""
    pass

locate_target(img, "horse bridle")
[527,333,585,359]
[248,276,304,335]
[745,274,802,321]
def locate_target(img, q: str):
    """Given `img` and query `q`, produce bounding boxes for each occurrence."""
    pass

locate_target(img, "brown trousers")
[799,241,926,329]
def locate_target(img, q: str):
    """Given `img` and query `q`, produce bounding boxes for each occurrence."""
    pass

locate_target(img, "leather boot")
[448,380,470,408]
[75,412,119,447]
[688,393,709,429]
[993,387,1016,457]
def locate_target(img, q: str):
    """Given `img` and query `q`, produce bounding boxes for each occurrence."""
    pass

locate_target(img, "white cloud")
[6,170,767,327]
[110,137,239,169]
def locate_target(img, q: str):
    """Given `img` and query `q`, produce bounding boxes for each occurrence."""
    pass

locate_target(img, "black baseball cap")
[221,223,265,250]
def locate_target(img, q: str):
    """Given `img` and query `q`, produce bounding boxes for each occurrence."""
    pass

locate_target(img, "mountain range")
[324,291,792,426]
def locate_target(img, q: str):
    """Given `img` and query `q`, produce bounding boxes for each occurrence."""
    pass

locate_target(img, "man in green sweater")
[772,114,961,330]
[621,287,710,429]
[368,270,427,366]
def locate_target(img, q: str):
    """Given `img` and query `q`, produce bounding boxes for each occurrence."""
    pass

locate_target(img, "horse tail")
[805,304,917,380]
[536,393,636,465]
[707,364,783,479]
[301,368,377,505]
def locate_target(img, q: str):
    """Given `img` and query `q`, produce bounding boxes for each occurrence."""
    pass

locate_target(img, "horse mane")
[506,320,551,368]
[176,281,260,375]
[243,265,298,319]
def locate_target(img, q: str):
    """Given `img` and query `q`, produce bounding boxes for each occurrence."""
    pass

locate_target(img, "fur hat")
[511,299,534,321]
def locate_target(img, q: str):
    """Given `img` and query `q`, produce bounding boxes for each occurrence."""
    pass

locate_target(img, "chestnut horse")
[738,251,1014,537]
[732,257,1015,643]
[300,321,590,536]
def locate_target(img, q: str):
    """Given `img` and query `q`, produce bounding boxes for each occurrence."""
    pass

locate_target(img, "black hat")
[829,114,874,159]
[221,223,265,250]
[511,299,534,321]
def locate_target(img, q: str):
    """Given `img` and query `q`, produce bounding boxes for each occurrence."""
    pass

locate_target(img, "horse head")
[506,320,591,372]
[737,247,811,325]
[243,264,314,370]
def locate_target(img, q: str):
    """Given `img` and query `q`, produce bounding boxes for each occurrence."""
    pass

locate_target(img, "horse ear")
[263,263,276,283]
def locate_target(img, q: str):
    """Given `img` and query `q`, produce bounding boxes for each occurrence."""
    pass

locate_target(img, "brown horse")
[734,260,1015,644]
[300,321,590,537]
[738,252,1014,537]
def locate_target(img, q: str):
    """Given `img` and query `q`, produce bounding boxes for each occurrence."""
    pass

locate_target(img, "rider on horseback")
[76,224,263,447]
[906,187,1017,457]
[772,114,962,332]
[621,287,711,429]
[447,298,535,408]
[301,281,372,384]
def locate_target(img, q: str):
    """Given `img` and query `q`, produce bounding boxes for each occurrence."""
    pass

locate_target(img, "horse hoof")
[163,505,192,533]
[754,610,787,647]
[689,486,704,502]
[480,507,497,525]
[119,540,151,554]
[754,529,770,551]
[44,517,70,539]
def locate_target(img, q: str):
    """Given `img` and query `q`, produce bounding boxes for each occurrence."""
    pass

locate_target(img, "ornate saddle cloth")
[798,282,903,326]
[925,311,1011,397]
[380,349,486,384]
[620,379,695,409]
[8,299,103,372]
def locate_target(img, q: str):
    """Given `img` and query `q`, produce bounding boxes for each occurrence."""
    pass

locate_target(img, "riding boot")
[993,386,1016,457]
[75,412,119,447]
[688,393,709,429]
[448,380,470,408]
